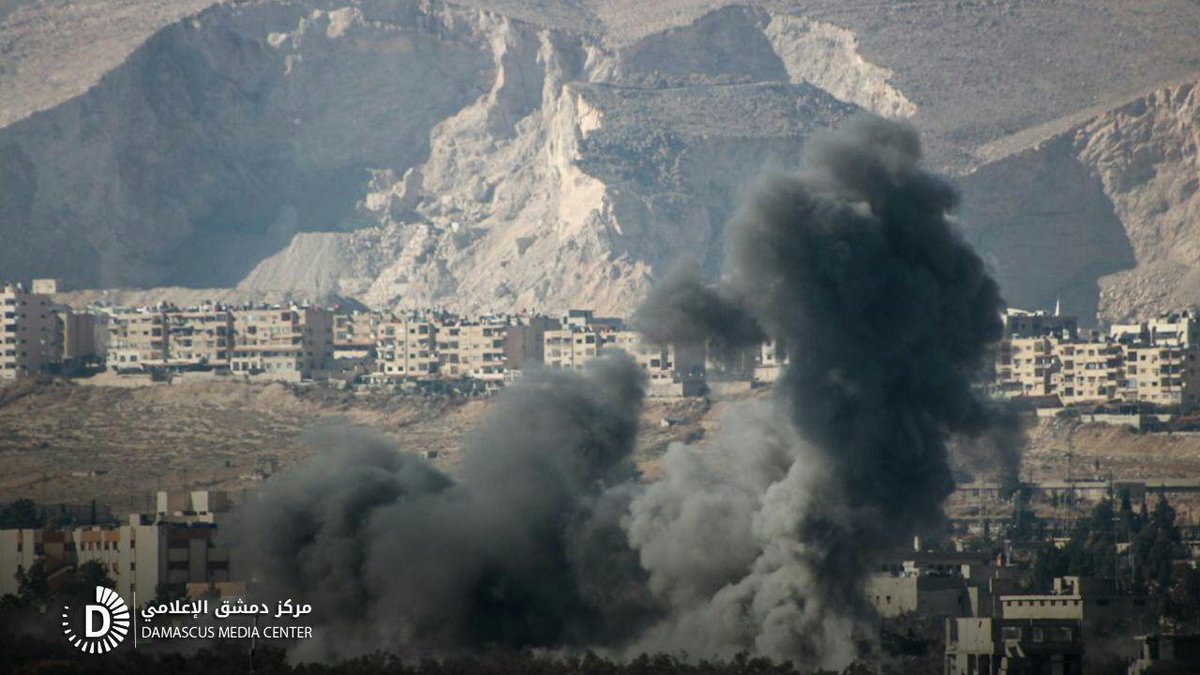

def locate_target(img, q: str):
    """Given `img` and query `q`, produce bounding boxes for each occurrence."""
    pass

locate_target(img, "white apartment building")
[72,491,231,606]
[994,311,1200,406]
[1,281,59,380]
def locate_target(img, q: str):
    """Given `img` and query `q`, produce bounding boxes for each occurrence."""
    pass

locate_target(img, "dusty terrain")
[1023,417,1200,484]
[5,372,1200,529]
[0,378,719,515]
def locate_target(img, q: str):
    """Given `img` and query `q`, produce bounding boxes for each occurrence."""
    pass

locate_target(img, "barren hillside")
[0,378,717,513]
[1,0,1199,320]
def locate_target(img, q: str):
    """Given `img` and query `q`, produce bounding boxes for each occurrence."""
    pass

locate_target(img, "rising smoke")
[235,116,1004,668]
[627,115,1003,666]
[234,355,656,659]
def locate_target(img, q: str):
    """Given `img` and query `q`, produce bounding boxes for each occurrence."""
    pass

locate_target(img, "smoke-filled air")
[234,116,1005,669]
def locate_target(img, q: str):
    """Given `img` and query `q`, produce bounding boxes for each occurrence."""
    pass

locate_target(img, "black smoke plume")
[234,355,655,659]
[626,115,1003,666]
[236,115,1003,669]
[635,262,764,362]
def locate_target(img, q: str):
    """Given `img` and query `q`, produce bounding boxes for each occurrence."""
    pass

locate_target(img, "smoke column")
[234,355,655,659]
[235,116,1003,668]
[628,115,1003,667]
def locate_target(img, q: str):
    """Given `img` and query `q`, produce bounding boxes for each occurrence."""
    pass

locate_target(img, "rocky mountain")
[1,0,1199,319]
[961,82,1200,324]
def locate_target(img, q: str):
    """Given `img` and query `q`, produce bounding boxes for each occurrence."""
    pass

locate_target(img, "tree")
[1132,495,1185,596]
[15,561,48,608]
[0,499,39,529]
[58,559,115,604]
[1166,565,1200,631]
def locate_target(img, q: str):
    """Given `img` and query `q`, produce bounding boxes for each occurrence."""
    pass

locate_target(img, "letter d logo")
[85,604,111,638]
[63,586,130,654]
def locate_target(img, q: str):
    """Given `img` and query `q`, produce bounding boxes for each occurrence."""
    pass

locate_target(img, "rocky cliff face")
[0,1,872,313]
[961,81,1200,324]
[2,0,1199,318]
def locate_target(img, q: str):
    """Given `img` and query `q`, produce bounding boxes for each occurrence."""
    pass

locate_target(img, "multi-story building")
[439,319,508,382]
[1121,344,1200,406]
[1112,310,1200,348]
[944,616,1083,675]
[57,308,101,369]
[505,315,558,372]
[0,528,72,597]
[333,312,377,361]
[230,306,333,381]
[993,310,1200,407]
[603,329,675,389]
[1001,307,1078,340]
[1,281,60,380]
[752,339,787,383]
[104,307,168,369]
[375,315,438,379]
[543,326,600,371]
[995,337,1059,398]
[1057,337,1123,404]
[997,576,1155,654]
[73,491,231,606]
[163,306,234,369]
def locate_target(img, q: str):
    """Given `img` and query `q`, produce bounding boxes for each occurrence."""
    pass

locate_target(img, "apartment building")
[1057,338,1123,404]
[1112,310,1200,348]
[72,491,231,606]
[993,309,1200,407]
[1001,307,1077,339]
[543,326,600,371]
[603,329,675,388]
[58,308,101,368]
[995,337,1058,398]
[164,306,234,368]
[375,315,438,379]
[1121,344,1200,405]
[1,281,59,380]
[505,315,558,371]
[439,319,508,382]
[73,519,230,607]
[333,311,377,361]
[230,306,333,381]
[0,528,72,597]
[105,307,168,368]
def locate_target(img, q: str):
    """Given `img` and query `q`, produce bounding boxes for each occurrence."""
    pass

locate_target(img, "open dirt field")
[0,378,723,514]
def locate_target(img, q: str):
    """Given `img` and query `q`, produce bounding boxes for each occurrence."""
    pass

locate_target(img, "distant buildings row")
[993,307,1200,407]
[0,280,785,395]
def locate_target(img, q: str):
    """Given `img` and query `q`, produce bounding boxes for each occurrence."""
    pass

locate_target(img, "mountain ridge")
[2,0,1199,321]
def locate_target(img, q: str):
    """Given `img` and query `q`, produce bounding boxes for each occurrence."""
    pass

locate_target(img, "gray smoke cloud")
[235,115,1003,669]
[623,115,1003,667]
[635,262,764,362]
[234,354,656,660]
